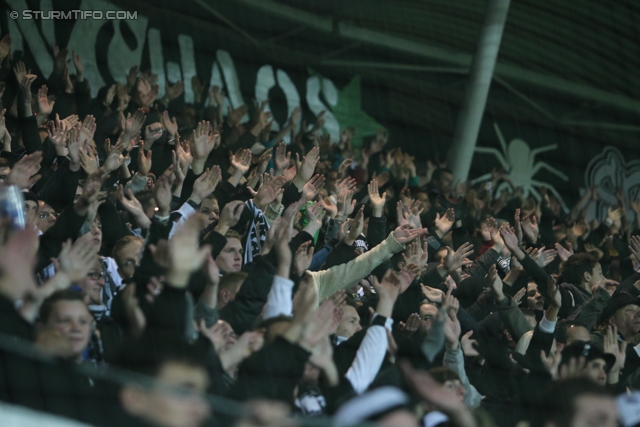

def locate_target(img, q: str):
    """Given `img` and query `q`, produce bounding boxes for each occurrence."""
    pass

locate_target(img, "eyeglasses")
[87,271,106,280]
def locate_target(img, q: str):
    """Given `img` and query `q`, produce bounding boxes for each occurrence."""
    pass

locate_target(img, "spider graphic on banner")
[471,123,569,212]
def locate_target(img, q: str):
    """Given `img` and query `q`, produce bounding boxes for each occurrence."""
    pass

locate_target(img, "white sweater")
[308,231,405,300]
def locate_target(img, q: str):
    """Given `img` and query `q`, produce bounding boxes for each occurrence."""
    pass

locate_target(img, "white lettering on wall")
[100,0,148,95]
[178,34,196,103]
[6,0,340,139]
[147,28,166,98]
[166,61,182,85]
[207,61,229,114]
[276,68,301,135]
[6,0,54,77]
[39,0,55,44]
[306,75,340,142]
[255,65,279,129]
[6,12,24,53]
[217,50,247,123]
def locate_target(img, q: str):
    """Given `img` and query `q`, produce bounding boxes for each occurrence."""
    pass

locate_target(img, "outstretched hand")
[434,208,455,238]
[555,242,574,262]
[6,151,42,188]
[215,200,245,235]
[149,215,211,288]
[442,242,474,272]
[117,186,151,229]
[399,360,469,416]
[603,325,627,381]
[442,289,461,349]
[302,174,325,201]
[392,224,428,245]
[293,241,315,276]
[371,269,403,317]
[294,146,320,185]
[368,179,386,217]
[499,222,520,253]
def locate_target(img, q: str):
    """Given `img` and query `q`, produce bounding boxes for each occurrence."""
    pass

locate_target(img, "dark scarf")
[243,199,269,265]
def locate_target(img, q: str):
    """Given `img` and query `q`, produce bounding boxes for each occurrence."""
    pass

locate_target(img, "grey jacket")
[443,345,483,409]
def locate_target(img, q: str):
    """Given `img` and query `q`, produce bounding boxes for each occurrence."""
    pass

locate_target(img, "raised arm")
[442,293,483,409]
[345,270,400,393]
[310,225,426,299]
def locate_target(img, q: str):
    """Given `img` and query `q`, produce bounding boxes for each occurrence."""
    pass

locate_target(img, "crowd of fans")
[0,32,639,427]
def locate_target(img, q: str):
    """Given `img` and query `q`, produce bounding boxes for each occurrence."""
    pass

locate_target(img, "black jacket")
[227,337,310,403]
[219,255,276,335]
[0,295,34,341]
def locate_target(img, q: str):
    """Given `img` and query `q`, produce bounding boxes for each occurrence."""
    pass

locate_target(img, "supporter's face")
[565,326,591,346]
[419,304,439,335]
[215,238,243,273]
[217,320,237,352]
[582,358,607,386]
[474,197,486,210]
[435,247,448,263]
[435,172,454,194]
[612,304,640,339]
[585,263,605,287]
[336,306,362,339]
[443,379,465,405]
[80,260,106,305]
[301,362,321,384]
[179,108,197,129]
[416,192,431,212]
[24,200,38,223]
[46,300,93,361]
[527,282,544,311]
[145,177,155,191]
[199,199,219,226]
[567,394,618,427]
[90,220,103,248]
[325,171,338,191]
[219,284,240,308]
[36,202,57,232]
[137,362,211,427]
[115,240,144,279]
[146,198,158,218]
[0,166,9,183]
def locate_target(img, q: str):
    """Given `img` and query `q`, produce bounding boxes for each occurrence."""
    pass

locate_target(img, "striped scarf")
[243,199,269,265]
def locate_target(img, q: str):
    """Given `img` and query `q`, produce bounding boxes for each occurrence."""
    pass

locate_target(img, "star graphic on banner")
[330,75,384,149]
